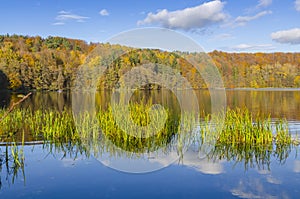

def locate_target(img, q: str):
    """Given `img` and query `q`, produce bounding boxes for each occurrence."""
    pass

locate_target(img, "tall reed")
[0,105,297,163]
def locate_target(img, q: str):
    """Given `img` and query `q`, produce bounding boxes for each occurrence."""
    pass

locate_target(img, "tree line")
[0,34,299,90]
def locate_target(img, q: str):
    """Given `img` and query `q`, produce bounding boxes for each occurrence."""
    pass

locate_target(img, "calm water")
[1,90,300,198]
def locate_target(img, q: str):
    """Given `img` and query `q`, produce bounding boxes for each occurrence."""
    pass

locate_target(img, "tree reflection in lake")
[2,90,300,121]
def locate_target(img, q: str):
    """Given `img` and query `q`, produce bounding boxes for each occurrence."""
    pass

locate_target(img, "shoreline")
[1,87,300,93]
[226,87,300,91]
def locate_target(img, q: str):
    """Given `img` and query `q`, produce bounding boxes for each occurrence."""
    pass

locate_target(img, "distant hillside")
[0,34,299,90]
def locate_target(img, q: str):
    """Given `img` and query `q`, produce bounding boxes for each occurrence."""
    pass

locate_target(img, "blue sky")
[0,0,300,52]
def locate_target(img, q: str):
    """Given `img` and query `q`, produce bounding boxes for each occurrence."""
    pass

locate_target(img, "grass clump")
[96,102,182,153]
[217,108,273,145]
[199,108,295,170]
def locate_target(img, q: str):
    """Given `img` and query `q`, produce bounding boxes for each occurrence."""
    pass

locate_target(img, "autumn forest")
[0,34,300,91]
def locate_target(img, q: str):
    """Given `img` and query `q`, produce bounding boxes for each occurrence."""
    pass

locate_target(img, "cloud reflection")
[231,179,283,199]
[181,150,224,174]
[293,160,300,173]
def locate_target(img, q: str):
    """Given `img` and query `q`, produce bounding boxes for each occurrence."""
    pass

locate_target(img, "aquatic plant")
[0,104,297,168]
[0,135,25,188]
[199,108,295,170]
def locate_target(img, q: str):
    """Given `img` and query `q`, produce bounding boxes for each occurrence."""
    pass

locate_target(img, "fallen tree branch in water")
[0,92,32,122]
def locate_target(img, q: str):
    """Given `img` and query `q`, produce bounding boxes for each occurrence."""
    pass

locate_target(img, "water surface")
[1,90,300,198]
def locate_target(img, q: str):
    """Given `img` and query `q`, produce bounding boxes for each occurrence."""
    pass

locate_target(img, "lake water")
[1,90,300,198]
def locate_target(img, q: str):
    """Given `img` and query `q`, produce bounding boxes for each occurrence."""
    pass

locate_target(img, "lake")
[1,90,300,198]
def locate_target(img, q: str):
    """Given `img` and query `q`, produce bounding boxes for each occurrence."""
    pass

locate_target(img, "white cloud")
[99,9,109,16]
[56,13,89,22]
[211,33,234,40]
[58,10,70,15]
[257,0,273,8]
[137,0,227,31]
[52,22,65,26]
[245,0,272,13]
[232,10,272,27]
[295,0,300,11]
[271,28,300,44]
[229,43,275,51]
[53,11,89,25]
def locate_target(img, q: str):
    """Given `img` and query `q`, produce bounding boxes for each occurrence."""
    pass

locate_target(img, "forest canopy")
[0,34,299,90]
